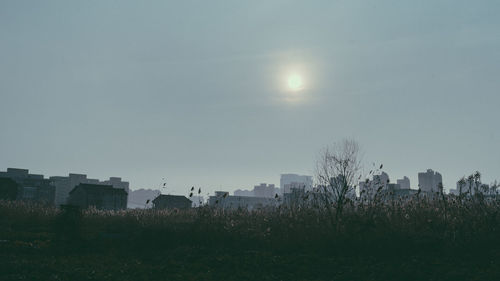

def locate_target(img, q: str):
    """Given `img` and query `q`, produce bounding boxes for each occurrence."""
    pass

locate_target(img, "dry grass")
[0,195,499,280]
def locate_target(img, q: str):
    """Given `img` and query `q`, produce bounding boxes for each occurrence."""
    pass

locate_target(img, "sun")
[287,74,303,91]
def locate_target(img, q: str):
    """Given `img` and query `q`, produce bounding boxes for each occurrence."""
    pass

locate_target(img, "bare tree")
[315,139,362,224]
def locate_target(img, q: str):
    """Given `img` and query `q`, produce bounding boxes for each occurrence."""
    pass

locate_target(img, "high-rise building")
[280,174,313,194]
[418,169,443,193]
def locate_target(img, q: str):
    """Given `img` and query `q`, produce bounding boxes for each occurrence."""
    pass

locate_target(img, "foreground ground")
[1,199,499,280]
[1,244,498,281]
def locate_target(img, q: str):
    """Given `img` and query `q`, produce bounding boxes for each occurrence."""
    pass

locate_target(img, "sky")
[1,0,499,195]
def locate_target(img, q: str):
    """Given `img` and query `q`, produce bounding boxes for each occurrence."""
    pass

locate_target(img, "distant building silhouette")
[418,169,443,193]
[67,183,127,210]
[234,189,254,197]
[360,172,417,199]
[50,174,100,206]
[359,172,390,198]
[397,176,411,189]
[280,174,312,194]
[0,168,55,204]
[50,174,129,206]
[254,183,278,198]
[152,194,192,209]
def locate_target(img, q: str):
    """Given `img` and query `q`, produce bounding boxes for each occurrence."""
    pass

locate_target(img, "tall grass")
[0,195,499,256]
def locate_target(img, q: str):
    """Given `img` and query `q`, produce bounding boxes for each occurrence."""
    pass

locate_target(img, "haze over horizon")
[1,1,499,195]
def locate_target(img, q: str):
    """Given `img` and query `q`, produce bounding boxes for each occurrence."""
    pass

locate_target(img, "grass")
[0,195,499,280]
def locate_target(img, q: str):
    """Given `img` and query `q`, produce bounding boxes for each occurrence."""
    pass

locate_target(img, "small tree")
[315,139,362,224]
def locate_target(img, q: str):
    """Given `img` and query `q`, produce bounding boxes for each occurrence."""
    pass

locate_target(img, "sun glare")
[287,74,303,91]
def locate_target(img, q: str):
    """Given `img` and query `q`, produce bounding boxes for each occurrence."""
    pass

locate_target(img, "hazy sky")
[1,1,499,195]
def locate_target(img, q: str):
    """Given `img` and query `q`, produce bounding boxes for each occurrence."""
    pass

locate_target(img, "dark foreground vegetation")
[1,196,499,281]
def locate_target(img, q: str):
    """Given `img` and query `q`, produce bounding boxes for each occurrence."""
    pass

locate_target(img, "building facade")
[280,174,313,194]
[67,183,127,210]
[397,176,411,189]
[152,194,192,209]
[254,183,278,198]
[418,169,443,193]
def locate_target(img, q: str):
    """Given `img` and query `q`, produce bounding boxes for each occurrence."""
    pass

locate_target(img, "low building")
[67,183,128,210]
[208,191,278,210]
[152,195,192,209]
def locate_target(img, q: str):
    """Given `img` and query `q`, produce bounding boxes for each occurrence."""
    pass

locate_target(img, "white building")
[189,195,204,207]
[418,169,443,193]
[283,182,307,194]
[280,174,313,194]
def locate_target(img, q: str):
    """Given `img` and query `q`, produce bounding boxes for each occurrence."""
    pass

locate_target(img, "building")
[234,189,254,197]
[359,172,390,198]
[283,182,307,194]
[101,177,130,193]
[152,194,192,209]
[50,174,129,206]
[208,191,277,210]
[280,174,313,194]
[418,169,443,193]
[189,195,204,207]
[254,183,278,198]
[359,172,418,200]
[67,183,128,210]
[397,177,411,189]
[0,168,55,204]
[50,174,100,206]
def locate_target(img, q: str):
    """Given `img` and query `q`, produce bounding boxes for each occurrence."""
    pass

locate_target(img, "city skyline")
[1,165,495,196]
[1,1,499,195]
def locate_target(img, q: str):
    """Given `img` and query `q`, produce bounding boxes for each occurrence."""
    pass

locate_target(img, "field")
[0,196,499,281]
